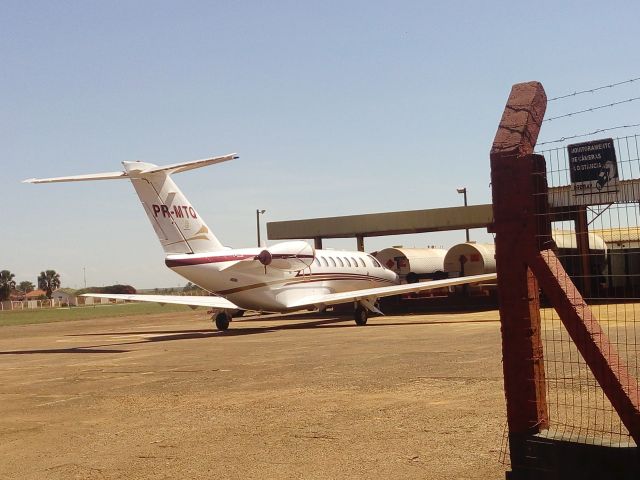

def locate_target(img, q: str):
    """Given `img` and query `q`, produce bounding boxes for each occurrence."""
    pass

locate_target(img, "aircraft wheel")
[354,306,368,326]
[215,312,231,331]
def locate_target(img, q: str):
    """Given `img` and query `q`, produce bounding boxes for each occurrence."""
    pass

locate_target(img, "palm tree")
[0,270,16,301]
[38,270,61,299]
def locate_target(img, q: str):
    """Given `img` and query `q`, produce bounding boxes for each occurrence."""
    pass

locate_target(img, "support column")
[575,206,592,298]
[356,235,365,252]
[490,82,549,453]
[314,237,323,250]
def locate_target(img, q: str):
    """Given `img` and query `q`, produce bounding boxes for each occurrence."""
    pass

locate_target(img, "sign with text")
[568,138,619,199]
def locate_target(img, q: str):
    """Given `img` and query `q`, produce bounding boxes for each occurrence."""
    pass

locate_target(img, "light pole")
[456,187,470,242]
[256,209,266,247]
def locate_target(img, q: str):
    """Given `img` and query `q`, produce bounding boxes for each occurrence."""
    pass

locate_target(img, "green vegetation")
[37,270,61,299]
[75,284,136,295]
[0,302,198,327]
[18,281,34,293]
[0,270,16,301]
[183,281,208,295]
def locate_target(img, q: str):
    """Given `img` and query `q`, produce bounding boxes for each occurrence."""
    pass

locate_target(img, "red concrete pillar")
[490,82,549,437]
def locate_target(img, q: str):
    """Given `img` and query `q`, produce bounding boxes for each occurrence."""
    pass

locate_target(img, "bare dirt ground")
[0,309,507,479]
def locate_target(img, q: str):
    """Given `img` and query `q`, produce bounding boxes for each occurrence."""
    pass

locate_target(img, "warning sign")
[568,138,618,196]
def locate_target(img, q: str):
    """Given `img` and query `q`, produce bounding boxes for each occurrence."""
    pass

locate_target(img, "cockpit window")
[368,255,382,268]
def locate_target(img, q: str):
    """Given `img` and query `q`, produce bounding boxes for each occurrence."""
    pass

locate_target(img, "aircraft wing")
[81,293,240,310]
[285,273,497,311]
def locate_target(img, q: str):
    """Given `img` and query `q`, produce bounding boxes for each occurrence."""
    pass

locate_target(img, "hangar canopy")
[267,204,493,250]
[266,179,640,251]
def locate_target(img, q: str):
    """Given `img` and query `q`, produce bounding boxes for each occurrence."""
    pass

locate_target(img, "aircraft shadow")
[0,315,498,355]
[71,314,497,339]
[0,319,346,355]
[0,347,130,355]
[66,318,349,340]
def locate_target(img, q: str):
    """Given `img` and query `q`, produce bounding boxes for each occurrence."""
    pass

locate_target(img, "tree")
[75,284,137,296]
[38,270,61,299]
[18,281,35,294]
[103,284,136,294]
[182,281,206,295]
[0,270,16,301]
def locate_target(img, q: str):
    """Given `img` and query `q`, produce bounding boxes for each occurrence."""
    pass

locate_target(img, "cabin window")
[320,256,329,267]
[357,257,366,268]
[328,257,336,267]
[351,257,359,267]
[313,258,320,267]
[343,257,351,267]
[336,257,344,267]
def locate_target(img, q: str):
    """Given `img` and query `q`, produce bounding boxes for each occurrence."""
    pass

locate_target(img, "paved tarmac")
[0,308,507,479]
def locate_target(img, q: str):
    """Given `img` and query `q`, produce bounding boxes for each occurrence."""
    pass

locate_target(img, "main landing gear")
[353,298,382,326]
[214,311,231,331]
[354,305,368,326]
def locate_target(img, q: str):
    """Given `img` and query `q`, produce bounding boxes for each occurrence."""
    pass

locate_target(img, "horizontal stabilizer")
[82,293,240,310]
[23,171,127,184]
[140,154,238,175]
[22,153,238,183]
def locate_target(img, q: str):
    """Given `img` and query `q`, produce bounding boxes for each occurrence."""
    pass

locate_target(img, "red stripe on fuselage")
[165,255,254,267]
[165,253,315,268]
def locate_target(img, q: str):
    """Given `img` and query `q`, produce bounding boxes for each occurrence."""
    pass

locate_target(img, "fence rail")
[537,134,640,446]
[1,296,119,311]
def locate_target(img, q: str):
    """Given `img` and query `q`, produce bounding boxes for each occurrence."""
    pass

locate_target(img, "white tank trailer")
[444,243,497,278]
[443,232,607,281]
[373,247,448,283]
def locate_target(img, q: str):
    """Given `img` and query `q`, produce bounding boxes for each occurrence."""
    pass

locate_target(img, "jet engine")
[255,240,315,272]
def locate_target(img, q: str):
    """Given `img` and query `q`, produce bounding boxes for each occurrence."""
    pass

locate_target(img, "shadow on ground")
[0,313,498,355]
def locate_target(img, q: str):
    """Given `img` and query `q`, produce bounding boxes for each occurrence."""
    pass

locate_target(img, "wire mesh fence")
[536,133,640,446]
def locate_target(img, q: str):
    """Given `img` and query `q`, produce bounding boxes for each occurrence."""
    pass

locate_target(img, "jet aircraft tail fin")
[24,154,237,254]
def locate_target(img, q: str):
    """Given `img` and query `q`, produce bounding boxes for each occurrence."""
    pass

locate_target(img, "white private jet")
[25,154,496,330]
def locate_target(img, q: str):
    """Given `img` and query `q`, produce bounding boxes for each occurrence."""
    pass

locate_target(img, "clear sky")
[3,1,639,289]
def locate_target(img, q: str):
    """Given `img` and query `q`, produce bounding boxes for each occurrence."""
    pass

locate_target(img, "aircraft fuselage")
[166,247,398,312]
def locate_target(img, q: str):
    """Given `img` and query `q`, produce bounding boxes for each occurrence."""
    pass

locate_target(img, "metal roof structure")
[591,227,640,248]
[266,180,640,250]
[267,204,493,244]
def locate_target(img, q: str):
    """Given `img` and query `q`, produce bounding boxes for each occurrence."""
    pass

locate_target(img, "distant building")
[52,288,78,306]
[25,289,47,300]
[9,289,25,301]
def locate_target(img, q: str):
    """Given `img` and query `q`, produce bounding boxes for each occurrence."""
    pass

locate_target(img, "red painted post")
[493,80,640,477]
[491,82,549,438]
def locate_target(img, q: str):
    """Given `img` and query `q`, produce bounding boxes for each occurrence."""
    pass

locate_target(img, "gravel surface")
[0,309,507,479]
